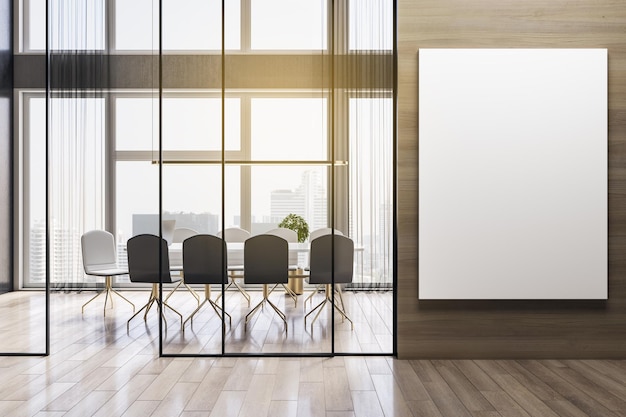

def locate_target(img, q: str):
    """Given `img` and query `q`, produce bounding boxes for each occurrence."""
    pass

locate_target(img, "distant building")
[270,170,327,232]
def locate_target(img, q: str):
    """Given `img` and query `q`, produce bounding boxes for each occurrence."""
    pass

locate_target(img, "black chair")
[182,234,231,330]
[126,234,183,331]
[244,234,289,331]
[305,234,354,329]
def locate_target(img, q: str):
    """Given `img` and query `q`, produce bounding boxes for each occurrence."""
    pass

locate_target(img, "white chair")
[305,228,343,306]
[305,234,354,329]
[244,234,289,331]
[173,227,199,243]
[81,230,135,316]
[164,227,201,305]
[216,227,251,306]
[309,227,343,241]
[266,228,299,306]
[161,219,177,246]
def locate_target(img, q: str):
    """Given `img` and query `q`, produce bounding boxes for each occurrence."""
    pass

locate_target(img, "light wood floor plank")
[2,294,626,416]
[207,390,246,417]
[371,374,415,417]
[4,382,75,417]
[351,390,385,417]
[271,360,300,401]
[296,382,325,417]
[91,374,156,417]
[324,366,354,412]
[268,400,298,417]
[184,366,233,412]
[136,359,193,401]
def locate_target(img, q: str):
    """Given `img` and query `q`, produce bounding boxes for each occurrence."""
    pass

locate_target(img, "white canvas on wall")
[418,48,607,299]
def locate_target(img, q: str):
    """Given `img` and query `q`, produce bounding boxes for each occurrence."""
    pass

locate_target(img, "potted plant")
[278,213,309,243]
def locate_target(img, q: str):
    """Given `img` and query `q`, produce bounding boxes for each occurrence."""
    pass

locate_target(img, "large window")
[16,0,395,355]
[21,95,106,287]
[25,0,106,51]
[251,0,327,50]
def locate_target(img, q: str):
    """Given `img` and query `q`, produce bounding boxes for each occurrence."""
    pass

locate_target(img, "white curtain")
[46,0,106,288]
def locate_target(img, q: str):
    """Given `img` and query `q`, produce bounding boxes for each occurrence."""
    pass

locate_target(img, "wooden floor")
[1,292,626,416]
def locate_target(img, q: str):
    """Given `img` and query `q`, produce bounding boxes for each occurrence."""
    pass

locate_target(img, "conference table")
[169,242,313,295]
[168,241,312,267]
[167,241,362,295]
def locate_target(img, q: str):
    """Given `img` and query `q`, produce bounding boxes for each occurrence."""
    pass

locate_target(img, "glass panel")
[250,166,327,234]
[115,163,237,252]
[114,0,159,51]
[251,0,327,50]
[162,165,233,234]
[225,165,331,354]
[115,0,240,50]
[328,97,393,354]
[163,98,240,151]
[50,0,106,51]
[115,97,158,151]
[27,0,106,51]
[116,97,240,152]
[163,0,240,50]
[27,0,46,50]
[160,165,238,355]
[349,0,394,51]
[24,97,106,288]
[25,98,47,286]
[115,161,159,253]
[0,289,47,352]
[250,98,327,161]
[4,96,47,352]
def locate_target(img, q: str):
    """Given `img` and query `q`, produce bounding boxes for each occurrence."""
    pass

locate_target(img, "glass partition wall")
[17,0,394,357]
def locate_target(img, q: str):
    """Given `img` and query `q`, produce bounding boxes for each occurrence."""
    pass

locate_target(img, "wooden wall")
[397,0,626,358]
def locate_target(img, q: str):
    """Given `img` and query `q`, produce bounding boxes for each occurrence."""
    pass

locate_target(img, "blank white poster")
[418,48,607,299]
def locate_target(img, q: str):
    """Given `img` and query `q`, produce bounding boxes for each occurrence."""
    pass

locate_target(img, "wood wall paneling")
[397,0,626,358]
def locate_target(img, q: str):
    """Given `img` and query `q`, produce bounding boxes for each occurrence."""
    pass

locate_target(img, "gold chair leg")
[184,282,201,305]
[305,298,328,327]
[82,276,135,316]
[214,281,232,302]
[216,275,251,307]
[268,283,297,307]
[304,284,323,306]
[232,279,251,307]
[82,291,105,314]
[304,284,353,330]
[163,280,183,303]
[245,284,287,332]
[245,299,266,325]
[266,298,287,332]
[161,299,183,328]
[127,292,156,332]
[128,284,183,331]
[332,300,354,330]
[282,284,298,307]
[109,288,136,312]
[183,285,231,331]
